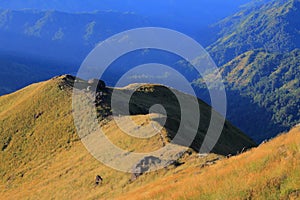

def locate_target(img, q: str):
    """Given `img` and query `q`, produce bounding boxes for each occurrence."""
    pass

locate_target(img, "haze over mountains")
[0,0,251,23]
[0,9,151,95]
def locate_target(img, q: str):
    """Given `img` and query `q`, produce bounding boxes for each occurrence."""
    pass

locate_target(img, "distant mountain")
[208,0,300,66]
[0,0,256,96]
[0,0,255,61]
[0,9,150,95]
[0,0,251,27]
[0,9,149,63]
[0,0,253,96]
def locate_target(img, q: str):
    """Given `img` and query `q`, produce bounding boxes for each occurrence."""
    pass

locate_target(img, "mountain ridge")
[0,74,257,199]
[0,75,298,199]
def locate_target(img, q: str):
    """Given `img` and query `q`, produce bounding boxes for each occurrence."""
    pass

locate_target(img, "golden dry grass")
[118,127,300,200]
[0,75,296,200]
[102,114,168,153]
[0,75,219,199]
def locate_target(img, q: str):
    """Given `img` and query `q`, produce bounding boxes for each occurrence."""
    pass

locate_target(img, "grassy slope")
[0,75,254,199]
[118,126,300,200]
[0,76,170,199]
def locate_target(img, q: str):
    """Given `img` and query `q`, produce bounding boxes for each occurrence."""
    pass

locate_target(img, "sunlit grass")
[0,75,298,199]
[118,127,300,200]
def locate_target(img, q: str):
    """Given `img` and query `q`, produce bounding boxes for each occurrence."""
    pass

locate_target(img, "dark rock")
[95,175,103,185]
[130,156,162,181]
[34,112,44,119]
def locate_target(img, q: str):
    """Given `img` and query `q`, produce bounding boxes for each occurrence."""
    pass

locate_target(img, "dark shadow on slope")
[71,76,257,156]
[126,85,257,156]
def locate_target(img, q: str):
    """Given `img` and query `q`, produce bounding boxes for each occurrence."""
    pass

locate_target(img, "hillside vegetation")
[222,49,300,132]
[195,49,300,142]
[0,75,255,199]
[192,0,300,142]
[208,0,300,65]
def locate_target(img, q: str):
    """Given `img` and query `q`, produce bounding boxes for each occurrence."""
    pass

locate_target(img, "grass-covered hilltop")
[0,75,299,199]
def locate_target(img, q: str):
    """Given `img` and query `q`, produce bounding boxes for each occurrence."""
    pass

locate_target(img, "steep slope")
[0,75,255,199]
[194,0,300,142]
[208,0,300,65]
[118,125,300,200]
[195,49,300,142]
[221,49,300,132]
